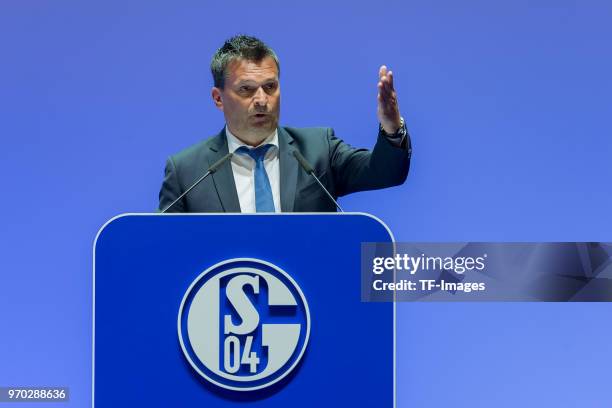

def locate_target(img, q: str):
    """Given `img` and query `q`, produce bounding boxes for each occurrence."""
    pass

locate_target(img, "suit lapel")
[208,128,241,212]
[278,127,298,212]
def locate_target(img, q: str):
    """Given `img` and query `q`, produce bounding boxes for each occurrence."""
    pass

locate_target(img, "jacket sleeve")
[158,156,185,212]
[328,127,411,197]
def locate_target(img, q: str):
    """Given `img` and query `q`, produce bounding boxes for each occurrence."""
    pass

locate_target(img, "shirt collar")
[225,126,279,154]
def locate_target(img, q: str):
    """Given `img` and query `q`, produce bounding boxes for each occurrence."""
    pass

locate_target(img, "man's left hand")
[377,65,402,134]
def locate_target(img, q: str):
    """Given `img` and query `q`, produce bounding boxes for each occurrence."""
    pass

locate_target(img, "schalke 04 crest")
[178,258,311,391]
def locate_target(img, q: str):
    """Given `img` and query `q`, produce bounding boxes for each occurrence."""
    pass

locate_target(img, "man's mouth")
[251,113,270,121]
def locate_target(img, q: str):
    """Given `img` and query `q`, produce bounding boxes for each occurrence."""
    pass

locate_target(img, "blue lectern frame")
[93,213,395,407]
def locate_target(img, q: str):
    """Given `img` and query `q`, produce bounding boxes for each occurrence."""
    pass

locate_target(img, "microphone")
[161,152,233,213]
[292,150,344,212]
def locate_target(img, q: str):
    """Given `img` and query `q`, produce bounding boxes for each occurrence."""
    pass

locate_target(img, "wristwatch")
[379,117,408,150]
[380,117,407,139]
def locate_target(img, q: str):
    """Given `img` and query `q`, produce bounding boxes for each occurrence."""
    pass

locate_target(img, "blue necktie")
[236,144,275,212]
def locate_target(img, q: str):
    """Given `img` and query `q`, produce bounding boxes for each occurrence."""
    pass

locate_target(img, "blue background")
[1,1,611,406]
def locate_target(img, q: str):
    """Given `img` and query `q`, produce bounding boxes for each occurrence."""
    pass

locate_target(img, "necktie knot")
[236,144,273,162]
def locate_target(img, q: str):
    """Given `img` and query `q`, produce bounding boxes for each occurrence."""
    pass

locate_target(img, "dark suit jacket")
[158,126,411,212]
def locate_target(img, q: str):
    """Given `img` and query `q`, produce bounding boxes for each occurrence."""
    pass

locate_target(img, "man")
[158,35,411,213]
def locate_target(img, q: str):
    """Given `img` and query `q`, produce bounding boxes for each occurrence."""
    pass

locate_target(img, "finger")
[381,72,394,96]
[379,74,390,94]
[379,92,395,114]
[379,65,387,80]
[379,70,396,94]
[384,76,395,96]
[378,84,389,105]
[380,79,393,98]
[378,91,391,110]
[379,80,392,101]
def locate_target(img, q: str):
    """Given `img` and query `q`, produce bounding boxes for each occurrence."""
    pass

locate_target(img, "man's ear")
[211,87,223,111]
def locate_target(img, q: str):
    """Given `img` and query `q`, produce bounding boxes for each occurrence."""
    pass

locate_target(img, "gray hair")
[210,35,280,89]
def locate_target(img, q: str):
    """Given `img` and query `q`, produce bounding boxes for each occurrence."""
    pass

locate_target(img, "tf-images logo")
[178,258,310,391]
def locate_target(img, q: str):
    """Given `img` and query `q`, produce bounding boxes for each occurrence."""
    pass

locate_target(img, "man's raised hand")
[377,65,402,134]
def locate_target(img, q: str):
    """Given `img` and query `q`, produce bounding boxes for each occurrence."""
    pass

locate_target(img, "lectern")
[94,213,394,407]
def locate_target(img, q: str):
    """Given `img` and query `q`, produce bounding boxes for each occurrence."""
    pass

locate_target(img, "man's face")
[212,56,280,145]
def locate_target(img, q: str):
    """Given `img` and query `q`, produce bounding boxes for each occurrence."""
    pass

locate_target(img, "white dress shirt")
[225,126,281,213]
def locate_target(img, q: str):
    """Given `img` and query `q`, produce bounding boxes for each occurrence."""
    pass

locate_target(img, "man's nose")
[253,86,268,107]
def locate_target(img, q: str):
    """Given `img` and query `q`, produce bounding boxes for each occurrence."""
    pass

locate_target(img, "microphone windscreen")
[292,150,314,174]
[209,152,233,173]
